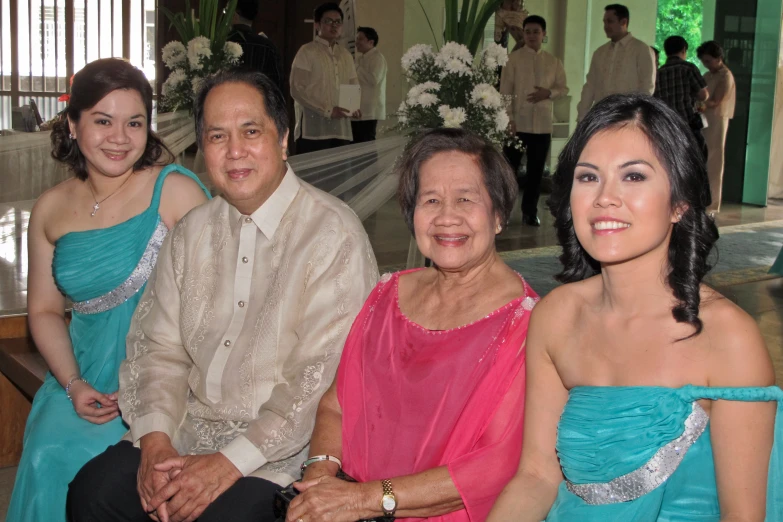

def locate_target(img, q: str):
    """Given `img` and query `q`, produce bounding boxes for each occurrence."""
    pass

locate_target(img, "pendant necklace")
[87,174,133,217]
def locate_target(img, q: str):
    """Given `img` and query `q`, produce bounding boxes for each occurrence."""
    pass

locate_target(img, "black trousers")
[351,120,378,143]
[67,441,281,522]
[503,132,552,218]
[690,125,708,162]
[295,137,351,155]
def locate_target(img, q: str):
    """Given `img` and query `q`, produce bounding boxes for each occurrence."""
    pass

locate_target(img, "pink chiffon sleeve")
[448,354,526,521]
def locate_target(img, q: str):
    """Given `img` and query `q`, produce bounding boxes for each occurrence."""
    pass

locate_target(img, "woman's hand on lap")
[286,476,376,522]
[68,380,120,424]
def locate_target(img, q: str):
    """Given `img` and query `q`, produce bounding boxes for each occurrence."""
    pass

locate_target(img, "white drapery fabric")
[0,113,421,266]
[0,112,195,204]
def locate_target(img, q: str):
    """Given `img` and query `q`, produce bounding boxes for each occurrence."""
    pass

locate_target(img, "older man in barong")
[67,69,378,522]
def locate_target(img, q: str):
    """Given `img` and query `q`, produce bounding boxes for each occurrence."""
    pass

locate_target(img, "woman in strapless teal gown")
[489,94,782,522]
[6,59,210,522]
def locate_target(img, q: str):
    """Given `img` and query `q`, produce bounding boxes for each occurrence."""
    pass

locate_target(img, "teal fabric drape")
[546,385,783,521]
[7,165,210,522]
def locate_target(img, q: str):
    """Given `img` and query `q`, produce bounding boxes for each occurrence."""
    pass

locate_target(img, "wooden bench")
[0,315,47,468]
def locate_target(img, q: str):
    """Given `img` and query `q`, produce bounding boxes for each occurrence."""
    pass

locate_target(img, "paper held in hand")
[339,84,361,113]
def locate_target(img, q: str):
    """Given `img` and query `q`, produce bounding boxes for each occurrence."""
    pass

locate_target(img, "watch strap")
[381,479,396,516]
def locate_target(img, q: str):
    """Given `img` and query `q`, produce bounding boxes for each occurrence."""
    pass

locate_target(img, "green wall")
[744,0,783,205]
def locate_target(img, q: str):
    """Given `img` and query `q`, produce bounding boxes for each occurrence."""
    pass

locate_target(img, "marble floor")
[2,198,783,520]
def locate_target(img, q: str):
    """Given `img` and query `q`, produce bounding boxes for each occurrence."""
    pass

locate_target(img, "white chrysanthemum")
[415,92,438,108]
[440,58,472,77]
[471,83,503,109]
[223,41,243,63]
[406,81,440,104]
[397,101,409,124]
[482,42,509,68]
[495,109,510,133]
[437,42,473,65]
[438,105,467,128]
[187,36,212,70]
[191,76,205,96]
[162,69,187,96]
[162,41,187,69]
[401,44,435,71]
[161,77,175,98]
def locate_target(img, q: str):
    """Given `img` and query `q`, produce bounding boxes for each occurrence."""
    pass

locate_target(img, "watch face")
[382,495,396,511]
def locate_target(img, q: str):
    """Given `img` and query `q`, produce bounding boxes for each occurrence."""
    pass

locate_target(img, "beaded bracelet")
[65,377,88,401]
[300,455,342,472]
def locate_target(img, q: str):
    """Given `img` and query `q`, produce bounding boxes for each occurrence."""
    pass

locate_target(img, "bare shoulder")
[159,168,209,226]
[532,277,596,324]
[31,177,80,227]
[160,169,207,197]
[700,286,775,387]
[528,277,597,343]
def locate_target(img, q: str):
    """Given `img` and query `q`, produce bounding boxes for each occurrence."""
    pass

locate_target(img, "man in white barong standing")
[576,3,656,122]
[291,2,359,154]
[67,69,378,522]
[351,26,387,143]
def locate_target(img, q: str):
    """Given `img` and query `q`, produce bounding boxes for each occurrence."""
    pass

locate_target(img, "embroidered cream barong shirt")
[291,36,359,141]
[500,46,568,134]
[119,166,378,485]
[577,33,656,121]
[355,47,387,121]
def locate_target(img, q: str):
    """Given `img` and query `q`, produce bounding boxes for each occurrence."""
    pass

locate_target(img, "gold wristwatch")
[380,479,397,516]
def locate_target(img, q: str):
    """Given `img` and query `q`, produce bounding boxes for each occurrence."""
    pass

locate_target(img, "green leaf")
[466,0,503,54]
[452,0,462,42]
[457,0,471,43]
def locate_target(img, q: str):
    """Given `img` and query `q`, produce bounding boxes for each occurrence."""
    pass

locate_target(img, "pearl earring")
[69,133,75,140]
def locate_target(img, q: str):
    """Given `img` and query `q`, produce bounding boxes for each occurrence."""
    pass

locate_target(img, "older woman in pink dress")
[285,128,538,522]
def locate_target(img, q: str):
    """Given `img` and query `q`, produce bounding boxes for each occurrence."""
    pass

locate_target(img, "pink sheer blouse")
[337,269,538,521]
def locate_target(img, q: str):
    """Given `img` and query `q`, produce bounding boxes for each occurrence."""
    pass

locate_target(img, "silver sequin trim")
[71,220,168,314]
[566,401,709,505]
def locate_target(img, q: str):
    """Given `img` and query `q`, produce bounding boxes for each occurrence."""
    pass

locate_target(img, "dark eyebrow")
[576,162,599,170]
[240,120,264,128]
[620,160,654,169]
[89,111,145,120]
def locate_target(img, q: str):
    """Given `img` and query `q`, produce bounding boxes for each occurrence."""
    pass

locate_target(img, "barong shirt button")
[245,217,253,223]
[242,257,249,263]
[224,340,231,347]
[238,301,245,307]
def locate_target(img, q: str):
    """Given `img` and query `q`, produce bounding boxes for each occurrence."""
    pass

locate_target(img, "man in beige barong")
[68,69,378,522]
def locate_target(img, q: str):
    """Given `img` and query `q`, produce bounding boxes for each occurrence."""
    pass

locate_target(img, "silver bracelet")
[65,377,88,401]
[300,455,342,472]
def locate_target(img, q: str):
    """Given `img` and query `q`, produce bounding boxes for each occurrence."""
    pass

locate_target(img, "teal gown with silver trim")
[545,385,783,521]
[6,165,210,522]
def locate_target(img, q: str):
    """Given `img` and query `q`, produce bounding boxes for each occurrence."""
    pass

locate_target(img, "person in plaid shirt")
[654,36,709,158]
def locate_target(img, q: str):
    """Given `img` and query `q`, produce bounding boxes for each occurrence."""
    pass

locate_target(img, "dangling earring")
[69,133,75,140]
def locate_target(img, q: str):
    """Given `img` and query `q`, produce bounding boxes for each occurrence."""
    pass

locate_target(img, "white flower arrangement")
[162,41,187,69]
[160,39,242,112]
[397,42,517,148]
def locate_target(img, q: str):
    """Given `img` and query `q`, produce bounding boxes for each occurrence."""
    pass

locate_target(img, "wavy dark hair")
[50,58,170,180]
[548,93,719,337]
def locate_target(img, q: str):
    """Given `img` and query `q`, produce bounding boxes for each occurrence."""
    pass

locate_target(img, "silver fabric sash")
[71,220,168,315]
[566,401,709,505]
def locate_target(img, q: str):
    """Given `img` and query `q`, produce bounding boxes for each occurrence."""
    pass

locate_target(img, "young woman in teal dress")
[489,93,782,521]
[6,58,210,522]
